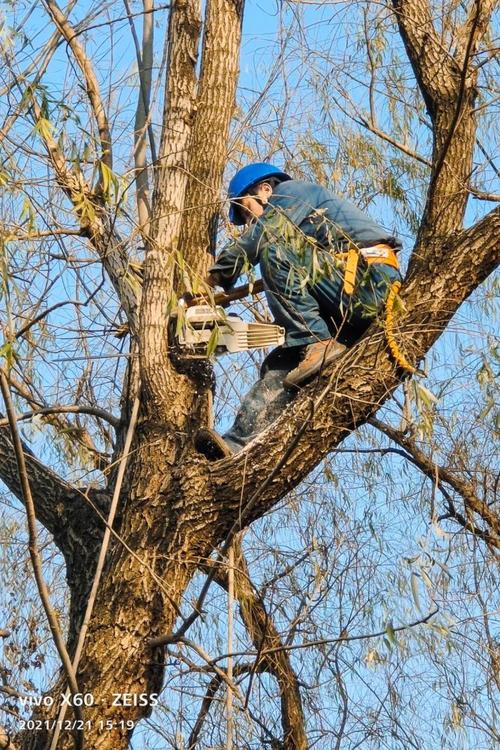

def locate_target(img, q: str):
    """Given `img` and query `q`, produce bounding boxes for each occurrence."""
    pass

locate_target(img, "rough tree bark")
[0,1,497,749]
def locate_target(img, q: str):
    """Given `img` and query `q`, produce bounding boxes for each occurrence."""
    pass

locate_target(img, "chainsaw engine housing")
[177,305,285,356]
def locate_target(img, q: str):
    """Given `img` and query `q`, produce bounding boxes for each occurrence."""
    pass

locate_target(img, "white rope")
[49,396,141,750]
[226,543,235,750]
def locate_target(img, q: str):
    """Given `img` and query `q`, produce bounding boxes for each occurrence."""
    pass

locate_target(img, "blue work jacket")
[209,179,402,290]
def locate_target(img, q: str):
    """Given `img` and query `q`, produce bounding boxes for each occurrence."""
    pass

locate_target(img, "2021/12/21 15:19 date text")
[18,719,136,731]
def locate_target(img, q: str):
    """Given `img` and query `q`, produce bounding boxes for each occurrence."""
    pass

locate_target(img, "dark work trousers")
[223,346,301,452]
[223,243,401,452]
[260,241,401,347]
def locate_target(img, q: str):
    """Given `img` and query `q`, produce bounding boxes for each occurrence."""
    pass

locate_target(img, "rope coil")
[385,280,417,374]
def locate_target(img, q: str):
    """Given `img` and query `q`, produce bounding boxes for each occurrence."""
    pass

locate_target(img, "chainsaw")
[176,279,285,358]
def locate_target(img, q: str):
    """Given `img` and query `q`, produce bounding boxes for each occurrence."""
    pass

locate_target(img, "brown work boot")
[283,339,347,389]
[194,428,233,460]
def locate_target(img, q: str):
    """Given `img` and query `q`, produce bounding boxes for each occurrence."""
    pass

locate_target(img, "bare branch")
[14,300,86,339]
[209,537,307,750]
[5,230,84,240]
[359,116,431,167]
[0,404,120,430]
[201,607,440,664]
[42,0,112,170]
[124,0,156,237]
[7,372,110,472]
[187,662,263,750]
[470,188,500,202]
[0,370,84,744]
[173,635,245,698]
[370,417,500,545]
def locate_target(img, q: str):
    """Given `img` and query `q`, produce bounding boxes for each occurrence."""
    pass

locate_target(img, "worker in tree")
[196,163,402,459]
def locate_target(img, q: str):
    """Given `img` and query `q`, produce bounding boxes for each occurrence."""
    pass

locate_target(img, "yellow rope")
[385,280,417,374]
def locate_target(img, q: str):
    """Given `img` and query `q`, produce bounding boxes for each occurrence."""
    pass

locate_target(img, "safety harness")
[336,243,416,374]
[338,243,400,296]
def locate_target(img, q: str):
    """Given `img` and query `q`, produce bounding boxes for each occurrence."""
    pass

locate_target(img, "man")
[195,162,402,459]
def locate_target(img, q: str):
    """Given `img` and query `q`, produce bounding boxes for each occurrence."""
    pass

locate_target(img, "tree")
[0,1,498,749]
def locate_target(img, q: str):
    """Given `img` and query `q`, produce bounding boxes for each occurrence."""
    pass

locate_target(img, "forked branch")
[206,537,307,750]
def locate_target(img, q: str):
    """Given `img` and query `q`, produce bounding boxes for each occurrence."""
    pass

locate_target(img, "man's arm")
[207,217,267,290]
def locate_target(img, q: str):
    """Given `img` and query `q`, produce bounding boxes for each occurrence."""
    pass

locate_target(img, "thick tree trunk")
[178,0,244,281]
[22,448,220,749]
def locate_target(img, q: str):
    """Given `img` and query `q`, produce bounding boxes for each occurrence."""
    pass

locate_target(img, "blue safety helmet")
[228,163,291,224]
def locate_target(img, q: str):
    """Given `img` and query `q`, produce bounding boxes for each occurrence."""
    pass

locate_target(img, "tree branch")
[391,0,496,266]
[203,607,439,664]
[0,726,18,750]
[0,370,84,746]
[124,0,156,238]
[140,0,202,416]
[2,3,140,330]
[0,0,79,146]
[0,375,82,538]
[187,663,254,750]
[42,0,112,170]
[177,0,245,282]
[21,88,140,329]
[7,372,110,472]
[207,537,307,750]
[390,0,493,117]
[14,300,86,340]
[0,423,77,534]
[370,418,500,546]
[0,405,120,430]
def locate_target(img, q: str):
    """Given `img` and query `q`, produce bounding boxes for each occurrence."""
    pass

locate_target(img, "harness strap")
[335,244,400,296]
[343,247,359,295]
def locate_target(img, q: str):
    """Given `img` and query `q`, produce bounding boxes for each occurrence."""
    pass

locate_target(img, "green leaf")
[421,569,433,590]
[411,572,422,613]
[20,196,36,232]
[206,326,220,357]
[414,382,438,408]
[385,620,397,647]
[34,117,54,141]
[99,162,120,203]
[0,342,17,369]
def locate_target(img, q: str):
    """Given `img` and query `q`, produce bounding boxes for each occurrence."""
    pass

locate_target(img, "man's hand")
[205,272,222,288]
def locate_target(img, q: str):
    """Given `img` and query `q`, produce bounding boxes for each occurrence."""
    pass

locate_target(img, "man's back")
[266,179,401,250]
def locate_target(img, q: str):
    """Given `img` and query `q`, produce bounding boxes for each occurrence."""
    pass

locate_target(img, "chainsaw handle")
[184,278,265,308]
